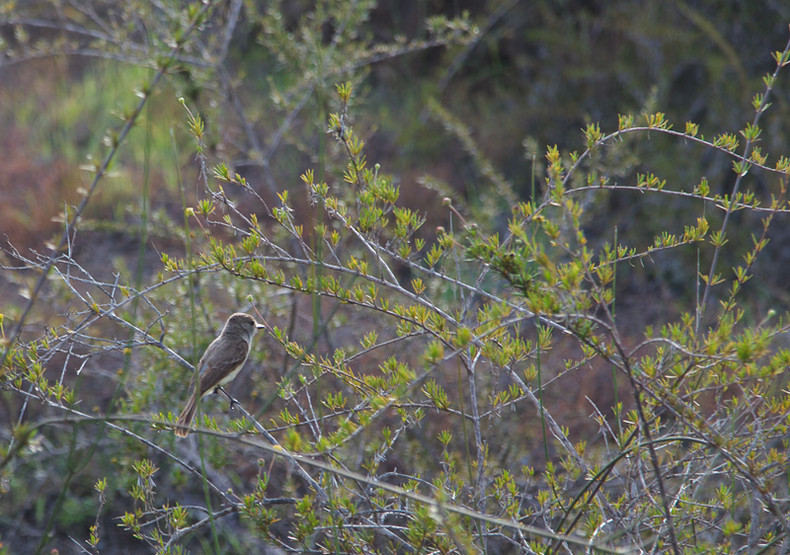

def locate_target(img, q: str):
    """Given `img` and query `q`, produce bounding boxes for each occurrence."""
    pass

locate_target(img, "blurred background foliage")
[3,1,790,310]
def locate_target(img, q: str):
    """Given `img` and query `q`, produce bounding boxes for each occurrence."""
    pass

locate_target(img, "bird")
[174,312,262,437]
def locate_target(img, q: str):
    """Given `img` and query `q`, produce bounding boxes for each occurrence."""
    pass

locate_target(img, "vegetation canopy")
[2,2,790,554]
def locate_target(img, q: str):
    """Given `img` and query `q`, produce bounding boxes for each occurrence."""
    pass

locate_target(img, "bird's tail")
[175,394,198,437]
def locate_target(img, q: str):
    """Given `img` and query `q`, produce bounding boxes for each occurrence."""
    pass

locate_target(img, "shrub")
[3,2,790,554]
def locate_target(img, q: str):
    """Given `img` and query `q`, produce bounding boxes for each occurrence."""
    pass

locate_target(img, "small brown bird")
[174,313,262,437]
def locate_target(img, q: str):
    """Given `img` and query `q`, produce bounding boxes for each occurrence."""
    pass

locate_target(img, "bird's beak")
[256,324,266,329]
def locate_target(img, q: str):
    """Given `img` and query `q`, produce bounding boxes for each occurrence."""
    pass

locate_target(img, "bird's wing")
[197,338,250,397]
